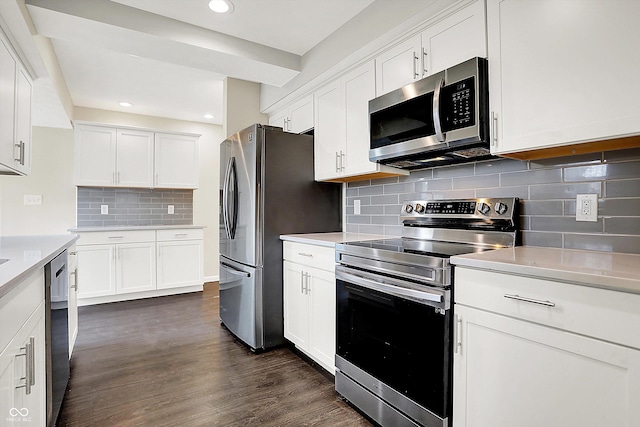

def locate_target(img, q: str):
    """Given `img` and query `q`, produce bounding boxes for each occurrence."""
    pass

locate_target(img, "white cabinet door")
[116,129,153,187]
[313,80,345,181]
[0,37,17,172]
[307,267,336,373]
[115,242,156,294]
[74,125,117,187]
[453,304,640,427]
[77,244,116,298]
[283,260,309,349]
[488,0,640,155]
[154,133,199,188]
[287,95,314,134]
[268,108,289,131]
[421,0,486,77]
[157,240,203,289]
[344,61,377,176]
[13,69,32,175]
[375,34,422,96]
[0,303,46,427]
[68,247,78,355]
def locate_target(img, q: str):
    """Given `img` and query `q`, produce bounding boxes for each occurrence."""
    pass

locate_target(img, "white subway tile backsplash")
[346,154,640,253]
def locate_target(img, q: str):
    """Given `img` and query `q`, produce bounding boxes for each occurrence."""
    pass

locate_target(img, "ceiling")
[22,0,375,126]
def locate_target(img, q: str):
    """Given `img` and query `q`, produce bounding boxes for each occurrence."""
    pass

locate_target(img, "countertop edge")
[451,247,640,295]
[0,234,79,299]
[69,225,206,232]
[280,232,386,248]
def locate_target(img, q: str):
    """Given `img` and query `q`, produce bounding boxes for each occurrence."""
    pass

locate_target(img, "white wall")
[0,127,76,235]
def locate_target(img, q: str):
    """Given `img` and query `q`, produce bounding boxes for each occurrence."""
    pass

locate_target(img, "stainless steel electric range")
[335,198,520,427]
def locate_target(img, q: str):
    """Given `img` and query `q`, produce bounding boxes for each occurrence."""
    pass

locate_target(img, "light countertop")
[69,225,205,232]
[0,234,79,298]
[280,232,386,248]
[451,246,640,294]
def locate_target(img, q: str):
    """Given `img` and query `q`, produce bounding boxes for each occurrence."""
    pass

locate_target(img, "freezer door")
[219,126,260,266]
[219,257,263,349]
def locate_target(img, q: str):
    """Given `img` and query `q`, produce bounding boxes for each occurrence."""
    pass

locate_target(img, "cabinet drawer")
[283,241,335,271]
[0,269,44,354]
[455,267,640,350]
[77,230,156,245]
[156,228,203,241]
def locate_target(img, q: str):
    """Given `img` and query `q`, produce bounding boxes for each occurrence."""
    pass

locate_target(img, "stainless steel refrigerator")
[219,124,341,351]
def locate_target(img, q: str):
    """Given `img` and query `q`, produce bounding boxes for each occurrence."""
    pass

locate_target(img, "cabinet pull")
[174,233,188,237]
[422,47,428,76]
[454,315,462,354]
[335,151,340,173]
[14,141,25,165]
[491,111,498,147]
[300,270,305,293]
[70,267,78,291]
[108,236,124,239]
[305,272,310,295]
[298,252,313,258]
[340,151,346,171]
[16,337,35,395]
[504,293,556,307]
[413,52,419,79]
[117,171,120,184]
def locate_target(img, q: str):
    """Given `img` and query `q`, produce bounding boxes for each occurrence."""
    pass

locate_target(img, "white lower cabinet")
[283,241,336,373]
[453,267,640,427]
[156,229,203,290]
[76,228,203,305]
[0,270,46,427]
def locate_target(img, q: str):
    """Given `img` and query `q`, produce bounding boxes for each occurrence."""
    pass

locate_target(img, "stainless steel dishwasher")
[45,250,69,426]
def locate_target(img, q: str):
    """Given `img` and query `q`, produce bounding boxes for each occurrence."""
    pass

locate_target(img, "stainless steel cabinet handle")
[16,337,35,395]
[298,252,313,258]
[300,270,305,293]
[454,315,462,354]
[174,233,188,237]
[422,47,428,76]
[413,52,419,79]
[14,141,25,165]
[335,151,340,173]
[340,151,346,171]
[491,111,498,147]
[504,293,556,307]
[70,268,77,290]
[117,171,120,184]
[108,236,124,239]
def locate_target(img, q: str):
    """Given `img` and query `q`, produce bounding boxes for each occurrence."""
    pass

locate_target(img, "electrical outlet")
[354,199,361,215]
[168,205,174,214]
[101,205,109,215]
[576,194,598,222]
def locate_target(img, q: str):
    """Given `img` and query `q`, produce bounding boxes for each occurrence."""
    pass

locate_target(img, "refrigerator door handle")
[222,157,239,240]
[221,262,251,278]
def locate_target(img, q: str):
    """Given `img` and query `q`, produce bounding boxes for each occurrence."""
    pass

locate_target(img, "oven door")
[335,266,451,427]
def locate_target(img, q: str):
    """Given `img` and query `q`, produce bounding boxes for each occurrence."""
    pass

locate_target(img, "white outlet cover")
[354,199,361,215]
[168,205,174,214]
[576,194,598,222]
[101,204,109,215]
[23,195,42,205]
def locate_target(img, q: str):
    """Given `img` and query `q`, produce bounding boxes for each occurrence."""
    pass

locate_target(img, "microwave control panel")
[441,76,475,132]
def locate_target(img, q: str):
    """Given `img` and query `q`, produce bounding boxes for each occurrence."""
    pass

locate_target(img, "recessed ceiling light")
[204,114,215,119]
[119,101,133,107]
[208,0,233,13]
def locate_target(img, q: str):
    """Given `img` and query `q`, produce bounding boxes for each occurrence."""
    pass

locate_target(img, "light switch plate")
[101,205,109,215]
[576,194,598,222]
[24,195,42,205]
[354,200,361,215]
[168,205,174,214]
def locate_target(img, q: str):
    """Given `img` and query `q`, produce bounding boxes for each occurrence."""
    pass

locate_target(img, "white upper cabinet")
[315,61,407,182]
[0,33,33,176]
[376,0,486,95]
[75,125,153,187]
[268,94,314,134]
[154,132,199,189]
[74,124,199,189]
[488,0,640,157]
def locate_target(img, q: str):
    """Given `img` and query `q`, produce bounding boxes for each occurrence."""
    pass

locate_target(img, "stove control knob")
[477,202,491,216]
[494,202,508,215]
[415,203,425,213]
[405,204,414,213]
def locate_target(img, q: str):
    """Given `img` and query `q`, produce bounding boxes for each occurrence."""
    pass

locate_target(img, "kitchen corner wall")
[345,147,640,254]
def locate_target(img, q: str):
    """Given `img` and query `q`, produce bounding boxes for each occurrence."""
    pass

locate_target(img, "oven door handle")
[336,267,443,306]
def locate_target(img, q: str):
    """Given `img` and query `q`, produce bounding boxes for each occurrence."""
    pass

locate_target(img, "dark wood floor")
[57,284,373,426]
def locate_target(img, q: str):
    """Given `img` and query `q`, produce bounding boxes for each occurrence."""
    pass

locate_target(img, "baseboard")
[205,275,219,283]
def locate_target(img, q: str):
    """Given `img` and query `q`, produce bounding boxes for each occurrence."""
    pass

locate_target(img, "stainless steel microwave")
[369,57,491,170]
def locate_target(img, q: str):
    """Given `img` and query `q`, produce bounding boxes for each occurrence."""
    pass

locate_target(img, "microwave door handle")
[433,77,447,145]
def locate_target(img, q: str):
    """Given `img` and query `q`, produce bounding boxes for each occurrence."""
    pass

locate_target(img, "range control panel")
[401,198,518,221]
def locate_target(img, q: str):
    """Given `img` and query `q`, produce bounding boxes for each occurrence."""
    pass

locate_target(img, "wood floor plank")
[57,286,373,426]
